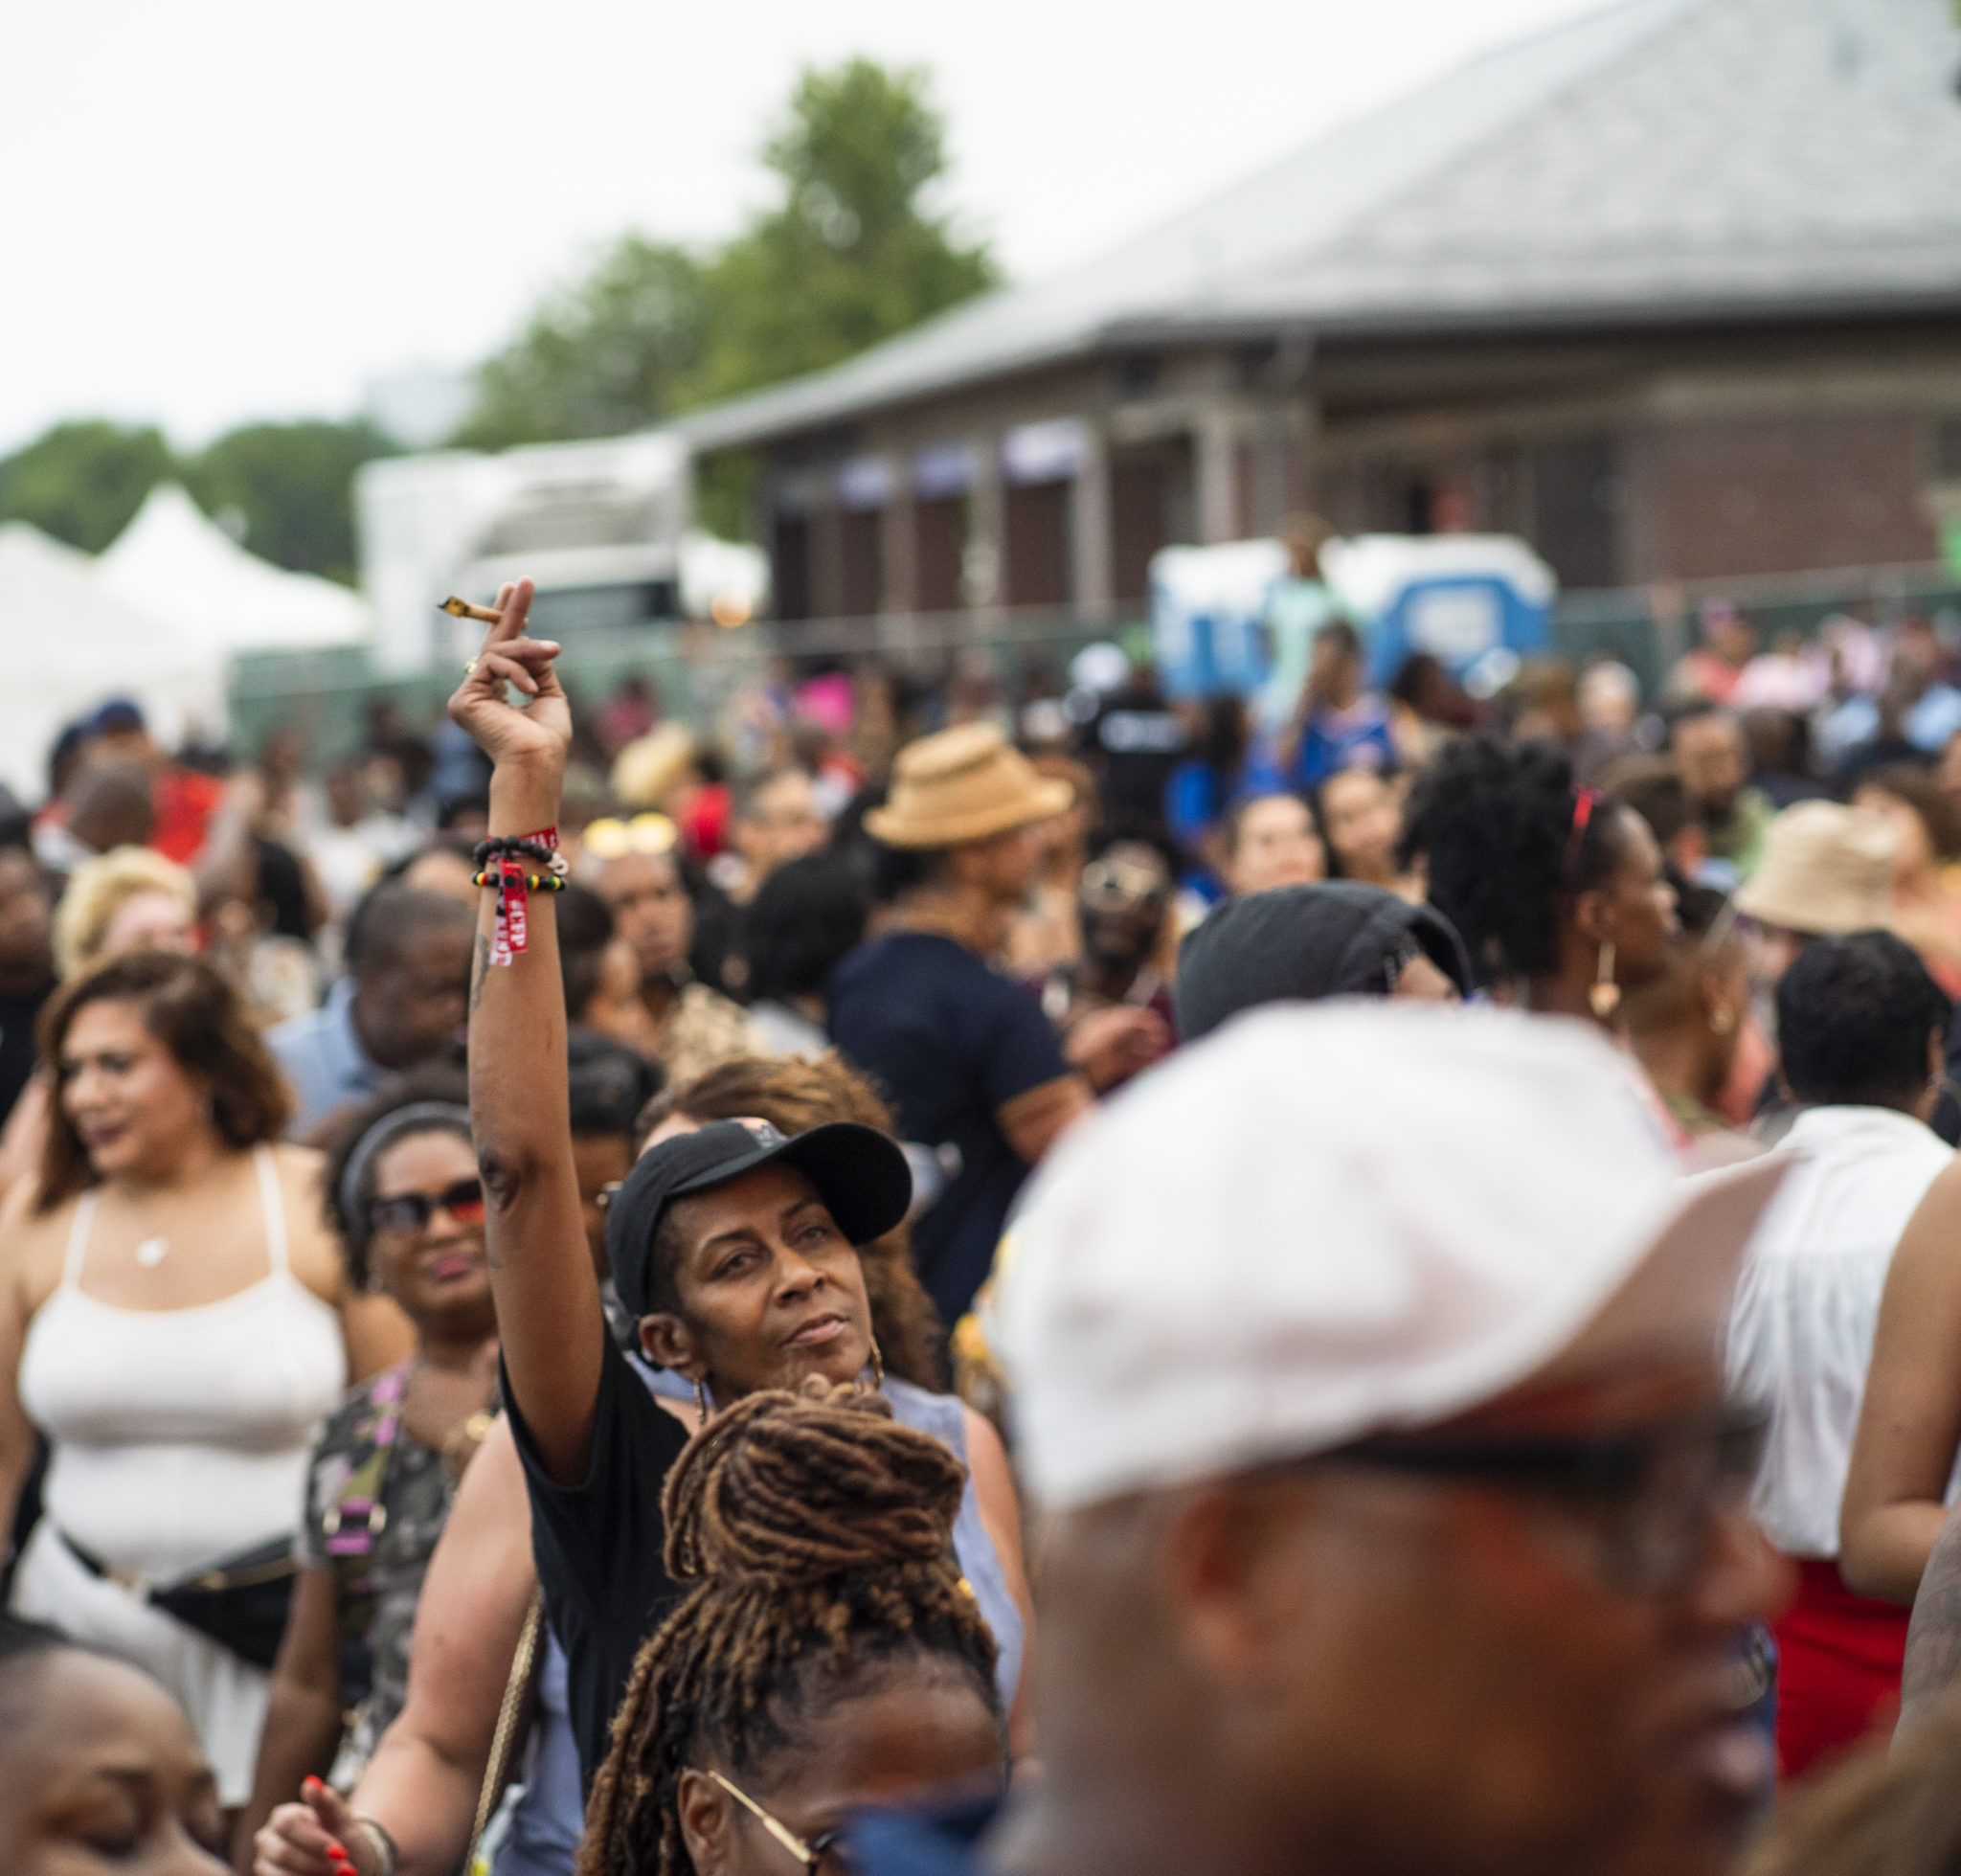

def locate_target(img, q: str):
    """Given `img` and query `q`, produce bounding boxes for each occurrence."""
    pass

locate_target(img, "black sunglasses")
[370,1177,486,1233]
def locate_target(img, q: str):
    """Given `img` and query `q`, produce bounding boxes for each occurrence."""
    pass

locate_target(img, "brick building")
[678,0,1961,622]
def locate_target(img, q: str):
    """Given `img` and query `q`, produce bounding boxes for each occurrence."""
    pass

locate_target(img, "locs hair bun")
[661,1382,965,1586]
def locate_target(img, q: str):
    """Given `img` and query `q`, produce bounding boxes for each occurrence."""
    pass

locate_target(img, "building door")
[840,509,882,617]
[1111,437,1196,602]
[1005,480,1071,606]
[772,514,811,622]
[915,496,966,612]
[1528,435,1619,590]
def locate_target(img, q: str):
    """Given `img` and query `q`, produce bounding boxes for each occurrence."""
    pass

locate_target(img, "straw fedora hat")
[1734,801,1896,936]
[865,723,1073,849]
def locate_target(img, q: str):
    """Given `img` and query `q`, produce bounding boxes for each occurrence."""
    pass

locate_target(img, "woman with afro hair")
[1399,737,1678,1024]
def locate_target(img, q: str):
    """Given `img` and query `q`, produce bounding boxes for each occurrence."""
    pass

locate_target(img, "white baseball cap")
[997,1001,1788,1510]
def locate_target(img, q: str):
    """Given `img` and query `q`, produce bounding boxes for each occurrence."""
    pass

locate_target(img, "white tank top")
[18,1147,348,1580]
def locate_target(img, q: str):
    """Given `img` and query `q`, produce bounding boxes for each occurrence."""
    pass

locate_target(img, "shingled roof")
[679,0,1961,452]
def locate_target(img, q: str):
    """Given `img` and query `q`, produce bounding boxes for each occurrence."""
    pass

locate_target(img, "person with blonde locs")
[444,581,1031,1796]
[578,1386,1005,1876]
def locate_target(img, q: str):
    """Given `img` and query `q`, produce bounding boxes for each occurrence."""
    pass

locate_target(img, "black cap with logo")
[606,1118,914,1317]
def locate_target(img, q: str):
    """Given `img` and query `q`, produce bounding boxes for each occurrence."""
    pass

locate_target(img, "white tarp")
[100,484,372,653]
[0,524,226,802]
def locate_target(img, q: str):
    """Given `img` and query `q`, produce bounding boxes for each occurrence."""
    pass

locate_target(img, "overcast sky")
[0,0,1604,456]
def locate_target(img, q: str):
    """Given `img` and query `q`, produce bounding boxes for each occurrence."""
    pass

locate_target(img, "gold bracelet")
[353,1817,400,1876]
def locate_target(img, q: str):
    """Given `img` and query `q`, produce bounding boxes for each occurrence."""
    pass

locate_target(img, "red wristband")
[487,829,557,968]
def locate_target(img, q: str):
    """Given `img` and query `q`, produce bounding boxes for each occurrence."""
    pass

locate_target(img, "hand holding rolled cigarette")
[440,596,506,623]
[445,577,571,771]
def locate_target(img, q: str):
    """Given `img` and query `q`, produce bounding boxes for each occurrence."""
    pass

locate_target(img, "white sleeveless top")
[18,1146,348,1580]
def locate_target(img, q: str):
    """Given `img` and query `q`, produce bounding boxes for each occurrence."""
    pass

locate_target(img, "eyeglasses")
[708,1770,849,1876]
[582,813,679,861]
[1325,1403,1769,1596]
[1080,856,1168,909]
[370,1178,486,1234]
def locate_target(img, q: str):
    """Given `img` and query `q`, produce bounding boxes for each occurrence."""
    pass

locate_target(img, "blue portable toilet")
[1149,539,1290,699]
[1320,535,1557,694]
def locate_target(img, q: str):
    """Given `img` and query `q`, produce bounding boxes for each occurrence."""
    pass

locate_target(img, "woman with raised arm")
[447,585,1030,1798]
[250,1051,1031,1876]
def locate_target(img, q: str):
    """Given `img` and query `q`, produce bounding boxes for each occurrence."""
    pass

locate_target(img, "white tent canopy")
[0,524,226,802]
[100,484,372,654]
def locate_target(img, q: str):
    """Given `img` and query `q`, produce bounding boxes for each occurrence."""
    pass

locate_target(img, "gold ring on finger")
[464,659,479,675]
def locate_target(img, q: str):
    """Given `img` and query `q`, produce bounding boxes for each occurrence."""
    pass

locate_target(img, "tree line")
[0,59,996,583]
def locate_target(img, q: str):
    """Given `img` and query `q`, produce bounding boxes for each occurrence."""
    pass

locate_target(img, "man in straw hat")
[830,723,1124,1328]
[852,1003,1792,1876]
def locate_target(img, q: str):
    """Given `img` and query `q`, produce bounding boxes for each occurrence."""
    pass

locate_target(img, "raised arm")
[447,581,600,1484]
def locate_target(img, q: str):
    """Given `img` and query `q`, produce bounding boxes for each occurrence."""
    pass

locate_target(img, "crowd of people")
[10,560,1961,1876]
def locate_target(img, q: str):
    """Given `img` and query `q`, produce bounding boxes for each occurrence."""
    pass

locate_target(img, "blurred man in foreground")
[856,1004,1790,1876]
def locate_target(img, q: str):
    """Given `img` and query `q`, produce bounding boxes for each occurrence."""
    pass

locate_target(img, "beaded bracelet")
[472,835,564,870]
[477,826,564,966]
[470,868,567,892]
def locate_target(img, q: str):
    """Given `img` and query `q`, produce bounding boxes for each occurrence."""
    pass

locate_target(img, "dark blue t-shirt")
[828,932,1071,1327]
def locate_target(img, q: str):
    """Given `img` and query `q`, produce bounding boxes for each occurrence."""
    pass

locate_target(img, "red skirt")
[1773,1557,1909,1780]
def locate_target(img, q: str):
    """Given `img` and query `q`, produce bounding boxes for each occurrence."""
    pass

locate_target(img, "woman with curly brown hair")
[0,953,409,1816]
[579,1386,1003,1876]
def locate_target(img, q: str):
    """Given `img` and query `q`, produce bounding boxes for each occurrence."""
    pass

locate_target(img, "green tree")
[451,59,997,497]
[694,59,999,401]
[184,419,399,586]
[453,237,709,449]
[0,420,174,553]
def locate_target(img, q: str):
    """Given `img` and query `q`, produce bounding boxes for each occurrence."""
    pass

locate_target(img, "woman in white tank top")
[0,954,412,1811]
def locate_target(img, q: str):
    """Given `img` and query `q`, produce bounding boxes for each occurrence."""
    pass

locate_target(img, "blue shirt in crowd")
[268,977,388,1135]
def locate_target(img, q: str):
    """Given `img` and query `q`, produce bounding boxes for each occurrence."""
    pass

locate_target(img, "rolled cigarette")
[440,596,504,622]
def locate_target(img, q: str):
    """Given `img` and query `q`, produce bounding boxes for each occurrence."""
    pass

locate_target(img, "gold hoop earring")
[1589,941,1621,1020]
[866,1335,885,1392]
[693,1375,713,1422]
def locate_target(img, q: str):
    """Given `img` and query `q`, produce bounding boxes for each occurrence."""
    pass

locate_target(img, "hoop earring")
[693,1375,713,1422]
[1589,941,1621,1021]
[866,1335,886,1392]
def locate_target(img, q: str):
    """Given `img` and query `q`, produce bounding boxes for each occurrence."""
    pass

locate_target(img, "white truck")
[354,430,767,675]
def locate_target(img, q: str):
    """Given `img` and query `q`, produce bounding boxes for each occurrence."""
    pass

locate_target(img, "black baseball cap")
[1176,882,1473,1042]
[606,1118,913,1317]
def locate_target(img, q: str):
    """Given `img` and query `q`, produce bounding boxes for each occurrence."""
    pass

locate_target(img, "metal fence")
[229,558,1961,765]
